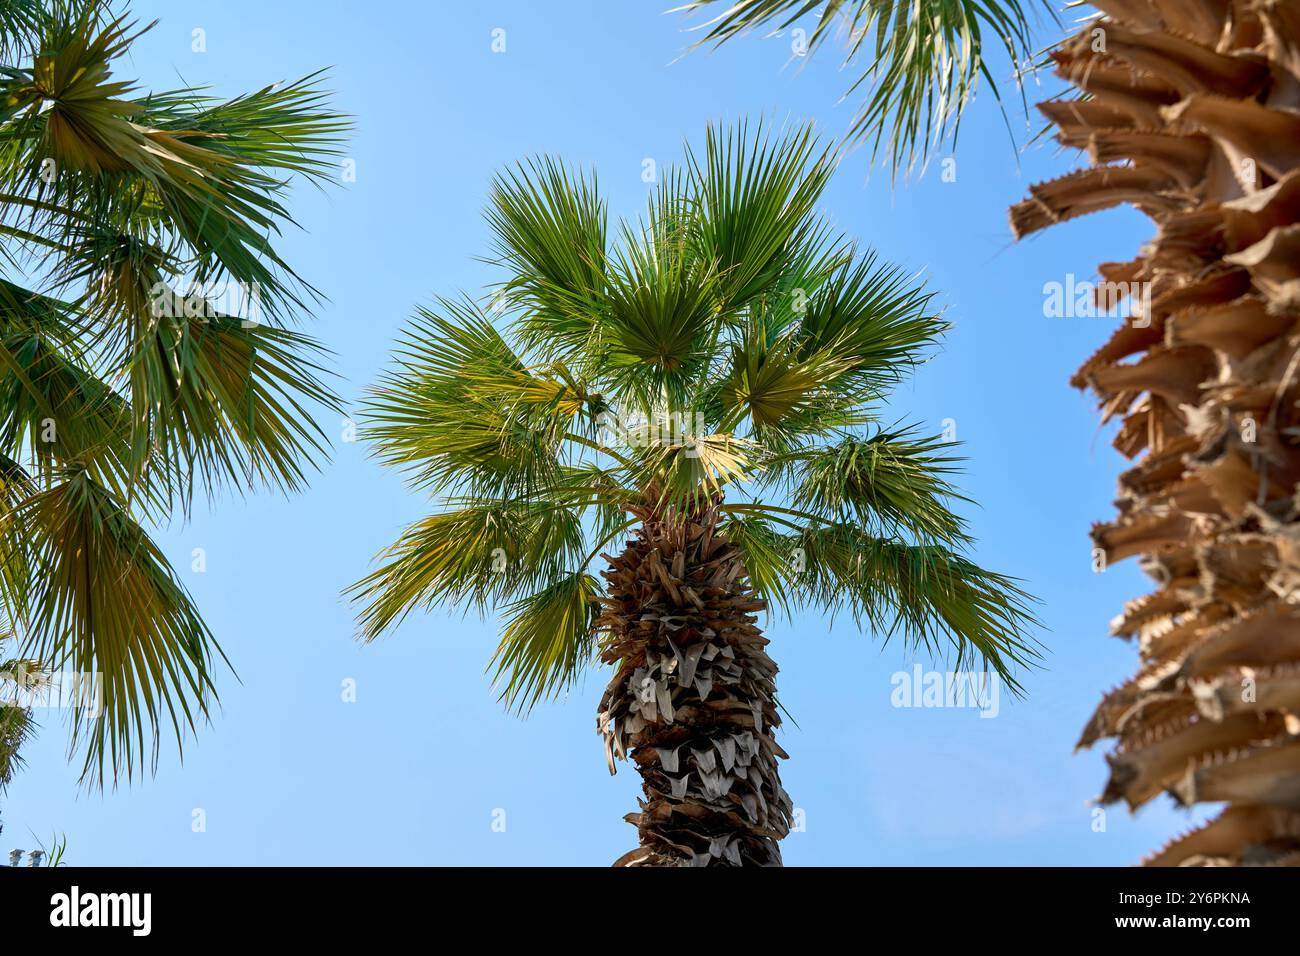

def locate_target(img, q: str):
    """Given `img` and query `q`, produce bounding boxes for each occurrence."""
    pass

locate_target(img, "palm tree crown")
[0,2,347,787]
[352,121,1039,713]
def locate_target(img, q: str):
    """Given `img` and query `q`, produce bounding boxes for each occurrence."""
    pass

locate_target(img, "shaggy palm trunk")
[1012,0,1300,865]
[596,496,793,866]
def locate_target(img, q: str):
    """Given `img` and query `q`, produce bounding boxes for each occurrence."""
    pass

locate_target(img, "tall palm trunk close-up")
[597,495,791,866]
[1013,0,1300,865]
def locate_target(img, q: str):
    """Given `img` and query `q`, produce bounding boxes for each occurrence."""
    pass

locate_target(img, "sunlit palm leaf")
[684,120,834,308]
[796,520,1039,691]
[718,332,854,437]
[487,156,609,364]
[363,299,579,499]
[795,250,946,391]
[601,225,722,405]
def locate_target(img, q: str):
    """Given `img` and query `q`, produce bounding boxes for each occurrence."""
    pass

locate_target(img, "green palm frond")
[685,120,834,308]
[717,331,855,439]
[0,698,35,790]
[0,0,43,60]
[0,328,137,492]
[723,504,1037,691]
[643,430,760,508]
[795,250,946,391]
[125,312,339,503]
[718,511,803,614]
[490,571,600,713]
[798,517,1037,691]
[349,500,589,641]
[673,0,1056,175]
[0,452,34,614]
[0,10,346,323]
[363,298,581,499]
[138,70,349,184]
[10,470,223,787]
[601,227,721,406]
[487,156,608,364]
[699,249,944,450]
[784,428,972,544]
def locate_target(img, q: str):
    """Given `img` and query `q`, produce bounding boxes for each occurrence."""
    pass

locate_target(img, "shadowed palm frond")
[124,312,340,504]
[0,698,35,791]
[0,3,348,786]
[0,0,43,59]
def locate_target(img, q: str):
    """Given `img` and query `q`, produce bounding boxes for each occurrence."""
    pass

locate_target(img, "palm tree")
[1009,2,1300,866]
[351,121,1038,866]
[0,700,33,794]
[0,1,347,788]
[0,636,39,792]
[672,0,1055,174]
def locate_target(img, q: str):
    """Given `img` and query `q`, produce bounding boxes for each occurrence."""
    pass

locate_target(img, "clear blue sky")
[4,0,1210,865]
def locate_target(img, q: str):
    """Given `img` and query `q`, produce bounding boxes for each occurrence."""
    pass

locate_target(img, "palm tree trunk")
[1013,0,1300,865]
[596,497,792,866]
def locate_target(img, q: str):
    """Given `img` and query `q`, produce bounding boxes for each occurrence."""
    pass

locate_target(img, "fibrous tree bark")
[597,497,792,866]
[1013,0,1300,866]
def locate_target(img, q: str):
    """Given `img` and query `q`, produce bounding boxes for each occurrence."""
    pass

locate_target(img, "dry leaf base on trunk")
[1012,0,1300,866]
[597,500,792,866]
